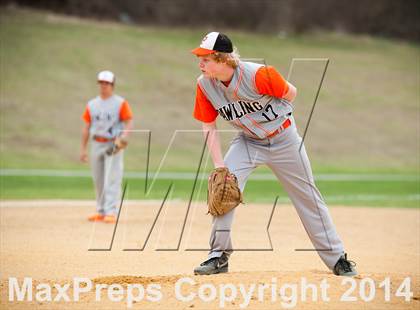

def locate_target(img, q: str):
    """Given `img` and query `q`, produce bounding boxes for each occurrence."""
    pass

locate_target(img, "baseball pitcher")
[191,32,357,276]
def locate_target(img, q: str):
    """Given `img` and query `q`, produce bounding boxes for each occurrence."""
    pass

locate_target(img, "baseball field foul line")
[0,169,418,181]
[0,194,419,209]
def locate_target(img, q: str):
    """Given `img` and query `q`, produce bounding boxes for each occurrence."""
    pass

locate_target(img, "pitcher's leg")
[207,208,236,259]
[207,135,260,259]
[269,142,344,270]
[103,150,124,216]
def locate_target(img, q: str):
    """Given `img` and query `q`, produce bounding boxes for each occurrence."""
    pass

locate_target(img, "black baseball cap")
[192,32,233,56]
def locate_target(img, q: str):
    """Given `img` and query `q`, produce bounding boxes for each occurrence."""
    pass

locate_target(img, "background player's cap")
[97,70,115,83]
[191,32,233,56]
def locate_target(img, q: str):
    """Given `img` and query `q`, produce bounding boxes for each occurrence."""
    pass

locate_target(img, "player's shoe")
[88,213,104,222]
[103,215,117,223]
[333,253,357,276]
[194,254,229,275]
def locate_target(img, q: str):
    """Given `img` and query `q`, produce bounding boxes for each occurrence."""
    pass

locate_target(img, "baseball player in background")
[191,32,357,276]
[80,71,133,223]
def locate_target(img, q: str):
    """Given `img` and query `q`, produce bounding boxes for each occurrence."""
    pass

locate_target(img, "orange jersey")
[82,99,133,124]
[193,66,289,123]
[82,95,133,139]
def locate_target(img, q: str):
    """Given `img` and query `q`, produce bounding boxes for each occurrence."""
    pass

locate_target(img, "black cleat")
[333,253,357,276]
[194,254,229,275]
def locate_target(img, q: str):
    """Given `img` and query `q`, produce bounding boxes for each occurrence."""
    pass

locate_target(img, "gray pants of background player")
[90,140,123,216]
[208,117,345,270]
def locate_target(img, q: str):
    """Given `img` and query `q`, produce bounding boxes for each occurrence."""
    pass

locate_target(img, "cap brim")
[191,47,216,56]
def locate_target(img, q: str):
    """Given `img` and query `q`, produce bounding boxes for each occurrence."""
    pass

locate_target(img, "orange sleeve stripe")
[193,84,218,123]
[82,105,91,123]
[255,66,289,98]
[119,100,133,121]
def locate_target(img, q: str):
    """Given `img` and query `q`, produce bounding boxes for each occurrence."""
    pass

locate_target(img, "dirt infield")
[0,200,419,309]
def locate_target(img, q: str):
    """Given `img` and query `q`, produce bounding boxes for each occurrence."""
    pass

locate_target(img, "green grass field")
[0,7,419,206]
[1,174,418,207]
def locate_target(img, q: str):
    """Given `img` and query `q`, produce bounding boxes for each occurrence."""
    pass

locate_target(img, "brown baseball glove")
[207,167,243,216]
[106,137,128,155]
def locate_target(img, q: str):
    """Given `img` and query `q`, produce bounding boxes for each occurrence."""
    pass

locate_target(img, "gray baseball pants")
[90,140,123,216]
[208,118,345,270]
